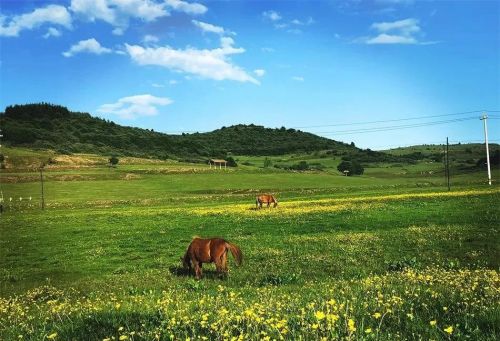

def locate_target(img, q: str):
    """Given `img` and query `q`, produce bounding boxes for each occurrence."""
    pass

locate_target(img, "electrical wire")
[314,117,479,135]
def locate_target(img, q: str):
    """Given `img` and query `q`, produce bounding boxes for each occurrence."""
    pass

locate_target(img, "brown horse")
[256,194,278,209]
[181,237,242,279]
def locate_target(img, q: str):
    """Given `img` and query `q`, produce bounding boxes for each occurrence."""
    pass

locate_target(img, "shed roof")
[210,159,227,163]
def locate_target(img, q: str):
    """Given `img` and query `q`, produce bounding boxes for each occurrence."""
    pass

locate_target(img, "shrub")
[337,160,364,175]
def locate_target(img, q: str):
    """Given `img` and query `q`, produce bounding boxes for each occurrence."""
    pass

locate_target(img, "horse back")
[188,237,227,262]
[257,194,275,203]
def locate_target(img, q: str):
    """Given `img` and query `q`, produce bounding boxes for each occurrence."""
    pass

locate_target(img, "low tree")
[109,156,119,167]
[226,156,237,167]
[263,157,272,168]
[337,160,364,176]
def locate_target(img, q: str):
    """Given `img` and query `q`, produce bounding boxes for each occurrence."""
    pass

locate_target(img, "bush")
[337,160,364,176]
[109,156,119,166]
[226,156,237,167]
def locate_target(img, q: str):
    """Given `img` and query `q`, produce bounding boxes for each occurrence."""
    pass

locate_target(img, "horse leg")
[222,252,228,275]
[194,262,202,280]
[215,259,223,277]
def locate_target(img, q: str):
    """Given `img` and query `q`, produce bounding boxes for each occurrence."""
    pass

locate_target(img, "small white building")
[208,159,228,169]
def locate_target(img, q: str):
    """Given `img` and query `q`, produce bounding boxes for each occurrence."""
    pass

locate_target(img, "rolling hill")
[0,103,361,160]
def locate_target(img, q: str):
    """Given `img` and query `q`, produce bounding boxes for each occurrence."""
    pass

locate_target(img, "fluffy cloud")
[0,5,72,37]
[364,18,423,45]
[292,76,304,81]
[165,0,207,15]
[63,38,112,57]
[254,69,265,77]
[125,37,259,84]
[143,34,159,43]
[70,0,206,34]
[43,27,62,39]
[97,94,173,119]
[262,10,282,21]
[192,20,231,35]
[366,33,416,44]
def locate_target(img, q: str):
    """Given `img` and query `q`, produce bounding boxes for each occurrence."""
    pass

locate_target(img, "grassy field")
[0,147,499,340]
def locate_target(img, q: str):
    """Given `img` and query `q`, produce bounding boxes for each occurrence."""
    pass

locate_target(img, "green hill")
[0,103,359,160]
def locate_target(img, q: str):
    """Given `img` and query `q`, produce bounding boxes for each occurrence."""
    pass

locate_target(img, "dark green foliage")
[109,156,119,166]
[226,156,237,167]
[337,160,364,175]
[0,154,4,163]
[291,161,310,171]
[0,103,355,159]
[263,157,272,168]
[476,150,500,168]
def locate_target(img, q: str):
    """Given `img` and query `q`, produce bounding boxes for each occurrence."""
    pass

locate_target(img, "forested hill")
[0,103,357,159]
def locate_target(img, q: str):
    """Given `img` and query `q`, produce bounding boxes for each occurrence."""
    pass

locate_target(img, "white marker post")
[480,114,492,185]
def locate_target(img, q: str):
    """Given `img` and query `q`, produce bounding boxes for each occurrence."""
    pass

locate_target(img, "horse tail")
[226,242,243,266]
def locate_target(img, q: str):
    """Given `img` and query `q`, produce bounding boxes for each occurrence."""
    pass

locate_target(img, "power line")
[159,109,500,134]
[290,110,500,129]
[369,139,500,150]
[315,116,479,135]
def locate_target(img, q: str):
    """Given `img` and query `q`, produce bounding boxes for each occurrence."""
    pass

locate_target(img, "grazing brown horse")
[181,237,242,279]
[256,194,278,209]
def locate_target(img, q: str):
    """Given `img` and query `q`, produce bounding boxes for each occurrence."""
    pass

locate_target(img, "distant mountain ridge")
[0,103,358,159]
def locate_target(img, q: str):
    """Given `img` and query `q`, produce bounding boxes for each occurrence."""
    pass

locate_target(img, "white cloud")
[43,27,62,39]
[97,94,173,119]
[63,38,112,57]
[292,76,304,81]
[143,34,159,43]
[366,33,417,44]
[169,80,178,85]
[291,17,314,26]
[254,69,265,77]
[70,0,206,34]
[192,20,232,35]
[360,18,433,45]
[375,0,414,5]
[125,37,259,84]
[262,10,282,21]
[151,83,165,88]
[0,5,71,37]
[274,23,288,29]
[164,0,207,15]
[371,18,420,35]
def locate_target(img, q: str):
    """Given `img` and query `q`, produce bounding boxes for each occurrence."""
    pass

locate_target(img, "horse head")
[273,197,278,207]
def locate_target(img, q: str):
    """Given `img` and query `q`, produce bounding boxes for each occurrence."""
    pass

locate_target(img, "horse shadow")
[168,266,227,280]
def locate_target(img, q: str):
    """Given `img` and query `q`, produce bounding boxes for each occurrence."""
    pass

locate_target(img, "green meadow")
[0,147,499,340]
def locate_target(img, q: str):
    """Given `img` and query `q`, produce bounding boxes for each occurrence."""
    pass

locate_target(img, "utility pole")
[446,137,450,191]
[480,114,492,185]
[40,163,45,210]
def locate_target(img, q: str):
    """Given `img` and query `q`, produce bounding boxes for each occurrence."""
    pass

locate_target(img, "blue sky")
[0,0,499,149]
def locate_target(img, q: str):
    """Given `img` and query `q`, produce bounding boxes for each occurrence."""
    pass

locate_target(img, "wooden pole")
[40,167,45,210]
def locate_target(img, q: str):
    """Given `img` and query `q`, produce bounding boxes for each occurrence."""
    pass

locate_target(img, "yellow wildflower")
[47,333,57,340]
[315,311,326,320]
[119,336,128,341]
[444,326,453,334]
[365,328,372,334]
[430,320,437,326]
[373,312,382,319]
[348,319,356,332]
